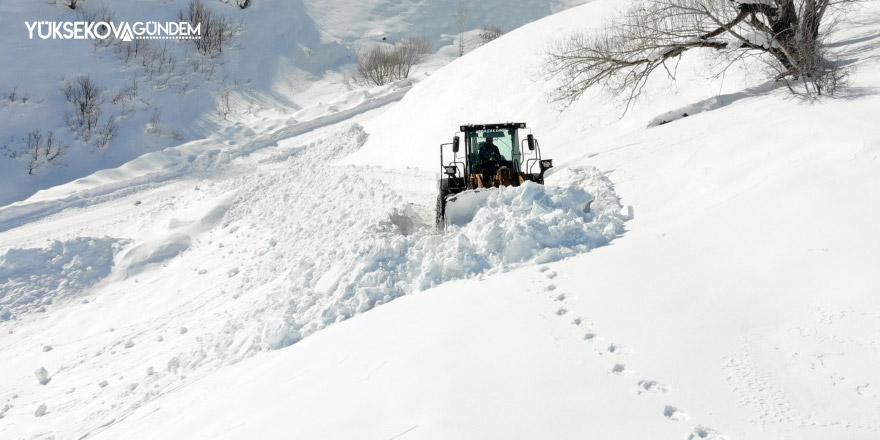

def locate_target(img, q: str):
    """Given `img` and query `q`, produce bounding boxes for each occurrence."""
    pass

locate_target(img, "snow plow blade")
[443,188,494,228]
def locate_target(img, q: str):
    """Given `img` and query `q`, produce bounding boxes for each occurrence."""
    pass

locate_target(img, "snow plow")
[436,122,553,230]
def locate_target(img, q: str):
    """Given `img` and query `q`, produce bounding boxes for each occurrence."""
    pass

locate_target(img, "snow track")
[0,119,629,439]
[154,125,631,351]
[0,81,414,235]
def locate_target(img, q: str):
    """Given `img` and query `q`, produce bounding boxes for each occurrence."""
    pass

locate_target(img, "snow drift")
[0,237,125,321]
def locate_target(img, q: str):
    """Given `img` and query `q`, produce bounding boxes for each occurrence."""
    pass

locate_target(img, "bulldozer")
[436,122,553,229]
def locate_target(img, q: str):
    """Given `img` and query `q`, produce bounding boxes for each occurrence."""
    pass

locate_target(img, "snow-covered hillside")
[2,0,880,439]
[0,0,589,206]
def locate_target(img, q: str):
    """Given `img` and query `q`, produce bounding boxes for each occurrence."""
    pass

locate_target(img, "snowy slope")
[2,0,880,439]
[0,0,592,206]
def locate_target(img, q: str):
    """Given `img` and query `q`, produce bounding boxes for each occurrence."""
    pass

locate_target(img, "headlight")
[444,165,458,176]
[540,159,553,169]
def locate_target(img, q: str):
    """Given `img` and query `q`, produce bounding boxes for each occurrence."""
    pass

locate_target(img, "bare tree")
[454,2,471,56]
[356,45,394,86]
[394,36,432,79]
[6,86,18,102]
[179,0,237,56]
[77,2,116,44]
[544,0,859,108]
[24,130,67,174]
[43,131,66,163]
[218,89,233,120]
[479,25,505,45]
[94,116,118,150]
[63,75,103,138]
[26,130,43,175]
[355,37,432,86]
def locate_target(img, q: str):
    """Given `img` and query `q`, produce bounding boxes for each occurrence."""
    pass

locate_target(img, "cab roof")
[459,122,527,132]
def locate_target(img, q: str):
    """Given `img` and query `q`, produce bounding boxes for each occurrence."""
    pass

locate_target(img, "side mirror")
[527,134,536,151]
[452,136,460,153]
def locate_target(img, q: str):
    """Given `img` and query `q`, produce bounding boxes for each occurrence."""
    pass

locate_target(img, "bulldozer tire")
[435,191,446,231]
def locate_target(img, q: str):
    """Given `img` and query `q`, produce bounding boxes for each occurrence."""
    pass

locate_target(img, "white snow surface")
[2,0,880,439]
[0,0,592,206]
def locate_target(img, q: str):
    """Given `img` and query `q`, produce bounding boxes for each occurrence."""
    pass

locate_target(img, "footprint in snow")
[687,425,727,440]
[611,363,632,375]
[636,379,671,394]
[663,405,689,421]
[545,271,558,279]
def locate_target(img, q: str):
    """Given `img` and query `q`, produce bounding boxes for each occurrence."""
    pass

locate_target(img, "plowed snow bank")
[0,237,125,320]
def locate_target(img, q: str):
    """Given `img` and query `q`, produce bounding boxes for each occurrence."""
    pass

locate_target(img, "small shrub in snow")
[454,2,470,56]
[179,0,237,56]
[94,116,118,150]
[478,26,504,45]
[63,75,103,139]
[147,108,162,134]
[114,39,149,65]
[77,2,116,47]
[24,130,68,175]
[236,0,251,9]
[112,77,139,106]
[217,88,233,120]
[137,42,178,83]
[4,86,31,104]
[355,37,432,86]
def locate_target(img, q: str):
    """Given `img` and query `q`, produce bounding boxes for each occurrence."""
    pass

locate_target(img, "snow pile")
[177,126,628,350]
[276,166,628,336]
[435,168,626,267]
[117,190,237,277]
[0,237,124,320]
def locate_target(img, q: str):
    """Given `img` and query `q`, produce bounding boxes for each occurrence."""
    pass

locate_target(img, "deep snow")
[0,0,592,206]
[2,0,880,439]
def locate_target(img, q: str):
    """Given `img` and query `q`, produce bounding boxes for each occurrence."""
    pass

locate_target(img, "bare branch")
[543,0,857,108]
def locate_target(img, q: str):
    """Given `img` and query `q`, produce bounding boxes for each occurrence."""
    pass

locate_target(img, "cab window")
[469,129,520,172]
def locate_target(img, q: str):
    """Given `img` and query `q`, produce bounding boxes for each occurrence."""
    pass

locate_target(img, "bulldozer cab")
[467,128,521,174]
[437,122,554,230]
[439,122,552,190]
